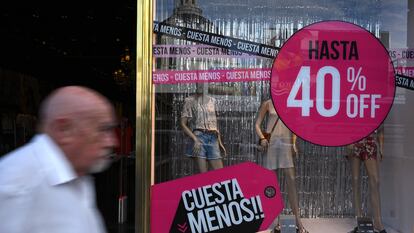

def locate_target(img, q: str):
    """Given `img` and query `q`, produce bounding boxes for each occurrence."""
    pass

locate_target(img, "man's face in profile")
[72,105,118,174]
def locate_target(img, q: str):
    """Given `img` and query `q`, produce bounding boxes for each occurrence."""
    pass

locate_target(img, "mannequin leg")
[350,156,363,218]
[282,167,304,229]
[208,159,223,170]
[364,158,384,231]
[194,157,208,173]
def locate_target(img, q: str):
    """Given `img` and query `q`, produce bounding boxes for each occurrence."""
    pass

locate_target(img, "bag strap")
[268,117,279,135]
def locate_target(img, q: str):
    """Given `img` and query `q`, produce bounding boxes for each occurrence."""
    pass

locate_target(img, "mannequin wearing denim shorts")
[180,83,226,173]
[255,99,308,233]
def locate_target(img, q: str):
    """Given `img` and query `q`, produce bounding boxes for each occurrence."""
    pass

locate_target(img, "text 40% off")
[287,66,381,118]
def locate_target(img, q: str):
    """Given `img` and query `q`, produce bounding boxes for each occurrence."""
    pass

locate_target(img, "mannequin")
[348,125,386,233]
[255,99,308,233]
[180,83,226,173]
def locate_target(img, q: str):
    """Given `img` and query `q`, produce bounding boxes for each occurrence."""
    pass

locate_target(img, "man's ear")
[51,118,75,144]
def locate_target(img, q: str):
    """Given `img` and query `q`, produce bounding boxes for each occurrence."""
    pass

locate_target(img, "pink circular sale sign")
[271,21,395,146]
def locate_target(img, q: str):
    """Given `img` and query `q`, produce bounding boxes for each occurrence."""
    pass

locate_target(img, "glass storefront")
[140,0,414,232]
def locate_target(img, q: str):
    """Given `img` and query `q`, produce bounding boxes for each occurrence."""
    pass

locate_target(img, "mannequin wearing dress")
[255,99,307,233]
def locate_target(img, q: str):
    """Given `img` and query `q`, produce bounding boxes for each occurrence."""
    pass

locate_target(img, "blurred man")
[0,86,118,233]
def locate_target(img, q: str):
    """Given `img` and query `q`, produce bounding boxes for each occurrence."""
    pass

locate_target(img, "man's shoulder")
[0,142,43,194]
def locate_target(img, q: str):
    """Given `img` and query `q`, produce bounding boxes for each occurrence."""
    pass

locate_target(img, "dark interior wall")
[0,1,137,230]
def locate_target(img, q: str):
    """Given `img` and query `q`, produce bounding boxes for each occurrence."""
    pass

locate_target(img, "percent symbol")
[347,67,366,91]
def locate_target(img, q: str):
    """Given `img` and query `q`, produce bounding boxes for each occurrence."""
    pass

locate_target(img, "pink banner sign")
[153,45,258,58]
[153,68,271,84]
[395,66,414,77]
[151,162,284,233]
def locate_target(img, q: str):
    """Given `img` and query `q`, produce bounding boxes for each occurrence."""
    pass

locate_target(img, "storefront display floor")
[258,218,398,233]
[108,219,399,233]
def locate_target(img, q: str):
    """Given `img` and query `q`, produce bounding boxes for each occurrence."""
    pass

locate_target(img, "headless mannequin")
[180,83,226,173]
[348,126,386,232]
[255,100,307,232]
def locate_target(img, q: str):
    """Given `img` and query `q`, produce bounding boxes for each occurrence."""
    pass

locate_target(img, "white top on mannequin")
[181,83,218,131]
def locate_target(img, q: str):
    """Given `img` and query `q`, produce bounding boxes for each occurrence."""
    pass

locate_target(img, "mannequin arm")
[254,101,268,139]
[180,117,202,155]
[180,117,197,141]
[255,101,270,150]
[217,131,227,157]
[292,134,298,155]
[377,125,384,160]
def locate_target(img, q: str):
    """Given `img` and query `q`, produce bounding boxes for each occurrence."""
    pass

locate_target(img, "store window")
[150,0,414,232]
